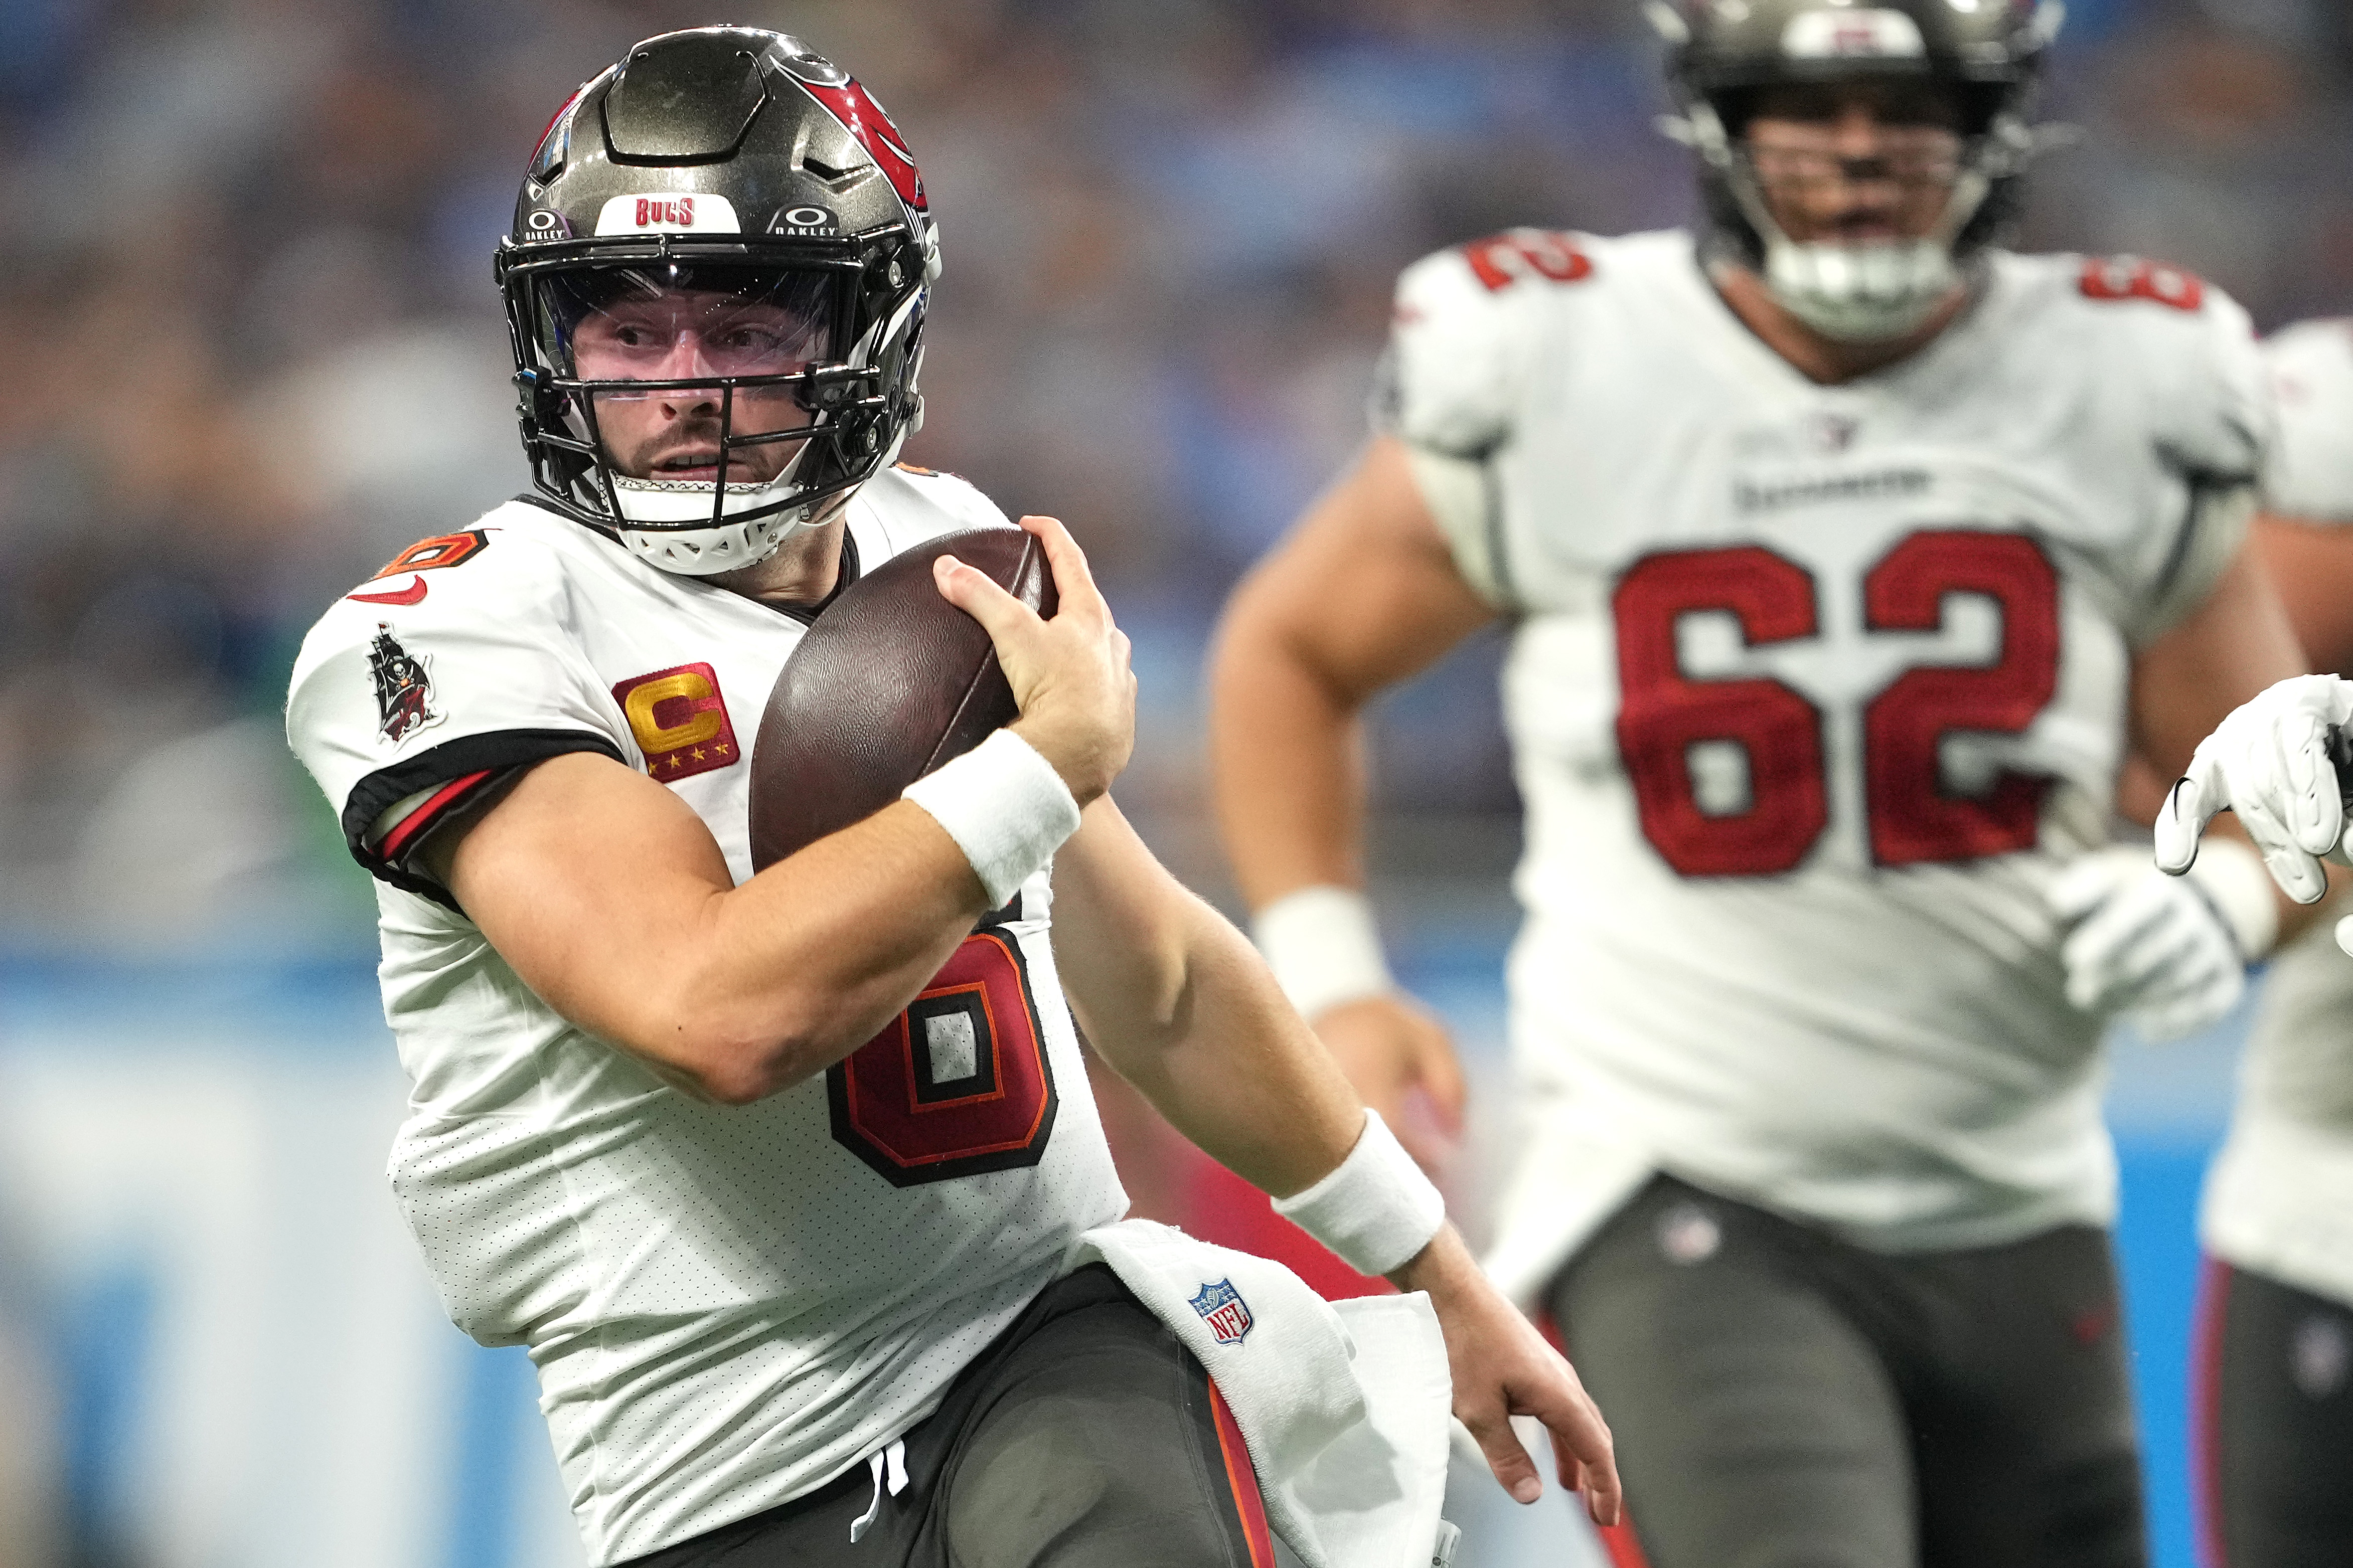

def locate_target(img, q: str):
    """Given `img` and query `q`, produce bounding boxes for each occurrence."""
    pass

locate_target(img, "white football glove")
[2050,841,2276,1039]
[2154,674,2353,957]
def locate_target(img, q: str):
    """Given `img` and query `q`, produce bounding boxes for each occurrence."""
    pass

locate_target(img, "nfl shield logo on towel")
[1189,1278,1253,1345]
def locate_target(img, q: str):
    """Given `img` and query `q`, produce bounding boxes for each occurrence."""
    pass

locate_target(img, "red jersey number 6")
[828,929,1058,1186]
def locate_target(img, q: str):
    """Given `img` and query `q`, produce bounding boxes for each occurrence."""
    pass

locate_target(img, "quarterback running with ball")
[1212,3,2314,1564]
[282,29,1617,1568]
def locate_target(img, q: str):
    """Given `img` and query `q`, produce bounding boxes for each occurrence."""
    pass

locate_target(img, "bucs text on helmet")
[496,28,940,576]
[1651,0,2065,342]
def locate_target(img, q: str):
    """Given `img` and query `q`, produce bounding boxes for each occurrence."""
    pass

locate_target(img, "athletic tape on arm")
[1273,1109,1446,1278]
[1253,885,1396,1021]
[902,729,1080,907]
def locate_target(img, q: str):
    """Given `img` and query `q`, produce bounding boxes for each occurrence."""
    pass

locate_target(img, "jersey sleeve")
[2260,320,2353,525]
[1370,240,1548,605]
[284,528,628,908]
[2119,276,2271,645]
[864,463,1018,557]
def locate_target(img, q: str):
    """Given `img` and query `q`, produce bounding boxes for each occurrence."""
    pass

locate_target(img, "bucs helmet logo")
[368,624,442,745]
[800,76,927,214]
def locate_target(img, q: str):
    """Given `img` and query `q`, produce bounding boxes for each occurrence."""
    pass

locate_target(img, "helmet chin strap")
[1761,237,1966,342]
[610,486,821,576]
[1737,158,1992,345]
[608,438,824,576]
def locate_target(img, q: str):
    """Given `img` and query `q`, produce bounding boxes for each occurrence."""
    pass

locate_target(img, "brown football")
[749,526,1055,870]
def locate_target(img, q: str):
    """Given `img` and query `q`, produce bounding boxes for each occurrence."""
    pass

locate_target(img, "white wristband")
[2184,835,2281,962]
[901,729,1081,908]
[1252,885,1394,1021]
[1272,1109,1446,1277]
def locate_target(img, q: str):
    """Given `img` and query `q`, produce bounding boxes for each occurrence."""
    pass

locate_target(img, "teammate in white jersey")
[2156,320,2353,1567]
[282,29,1619,1568]
[1210,3,2318,1563]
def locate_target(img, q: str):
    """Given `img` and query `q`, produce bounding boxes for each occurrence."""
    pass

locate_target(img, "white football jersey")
[1377,230,2268,1291]
[284,469,1126,1565]
[2201,318,2353,1309]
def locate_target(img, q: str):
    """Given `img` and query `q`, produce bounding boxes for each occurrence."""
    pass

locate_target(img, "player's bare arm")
[1206,434,1493,1151]
[1046,790,1621,1523]
[431,514,1132,1108]
[2257,511,2353,676]
[2128,545,2307,785]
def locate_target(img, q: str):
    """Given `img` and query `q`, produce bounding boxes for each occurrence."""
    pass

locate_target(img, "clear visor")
[1743,121,1964,191]
[1739,115,1966,248]
[544,266,840,490]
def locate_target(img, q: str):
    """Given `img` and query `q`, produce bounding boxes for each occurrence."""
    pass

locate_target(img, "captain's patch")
[613,663,741,783]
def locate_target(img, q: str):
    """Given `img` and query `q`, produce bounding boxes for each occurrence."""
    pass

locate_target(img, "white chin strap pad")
[606,442,820,577]
[1764,238,1962,342]
[614,505,817,576]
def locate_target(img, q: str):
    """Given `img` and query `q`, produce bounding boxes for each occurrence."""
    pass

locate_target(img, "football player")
[1209,2,2319,1563]
[282,29,1619,1568]
[2154,319,2353,1568]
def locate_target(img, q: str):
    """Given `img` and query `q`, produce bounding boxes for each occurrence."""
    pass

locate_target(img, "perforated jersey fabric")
[1377,229,2272,1291]
[285,471,1128,1564]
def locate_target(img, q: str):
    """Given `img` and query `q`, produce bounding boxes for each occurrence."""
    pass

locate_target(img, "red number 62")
[1613,531,2061,877]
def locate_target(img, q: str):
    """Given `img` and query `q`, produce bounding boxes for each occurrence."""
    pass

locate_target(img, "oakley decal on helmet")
[497,28,942,575]
[1652,0,2065,342]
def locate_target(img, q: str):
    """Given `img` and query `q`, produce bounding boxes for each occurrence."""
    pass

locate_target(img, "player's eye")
[594,320,656,350]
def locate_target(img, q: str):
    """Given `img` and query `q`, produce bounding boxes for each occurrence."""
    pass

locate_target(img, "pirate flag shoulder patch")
[368,624,442,745]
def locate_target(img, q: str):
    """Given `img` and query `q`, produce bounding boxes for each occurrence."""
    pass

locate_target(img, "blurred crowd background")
[1,1,2349,1564]
[4,0,2351,941]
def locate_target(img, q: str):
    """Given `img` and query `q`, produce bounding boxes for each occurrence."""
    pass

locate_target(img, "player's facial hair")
[594,387,809,484]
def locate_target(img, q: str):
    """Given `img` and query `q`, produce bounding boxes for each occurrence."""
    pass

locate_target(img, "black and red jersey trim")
[340,728,624,910]
[375,770,497,862]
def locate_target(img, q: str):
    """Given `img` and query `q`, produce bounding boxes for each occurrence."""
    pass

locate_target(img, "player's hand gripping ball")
[749,527,1055,870]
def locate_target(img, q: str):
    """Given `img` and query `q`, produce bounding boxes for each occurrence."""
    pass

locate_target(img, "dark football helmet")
[1652,0,2062,341]
[496,28,937,575]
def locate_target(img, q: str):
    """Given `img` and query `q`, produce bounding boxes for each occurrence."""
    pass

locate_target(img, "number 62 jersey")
[1377,230,2269,1293]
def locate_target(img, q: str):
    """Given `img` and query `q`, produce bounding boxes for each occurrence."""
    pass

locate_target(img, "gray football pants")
[1548,1175,2147,1568]
[2202,1259,2353,1568]
[619,1265,1275,1568]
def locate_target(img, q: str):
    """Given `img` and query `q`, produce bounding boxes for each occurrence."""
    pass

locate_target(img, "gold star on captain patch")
[714,742,730,756]
[691,747,707,762]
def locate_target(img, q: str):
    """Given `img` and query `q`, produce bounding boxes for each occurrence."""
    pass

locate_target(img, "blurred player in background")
[283,27,1616,1568]
[1211,1,2319,1563]
[2168,320,2353,1568]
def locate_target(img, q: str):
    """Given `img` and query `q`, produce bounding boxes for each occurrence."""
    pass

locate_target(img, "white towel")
[1070,1218,1454,1568]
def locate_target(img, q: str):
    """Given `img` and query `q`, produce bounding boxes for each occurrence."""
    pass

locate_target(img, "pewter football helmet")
[497,28,938,575]
[1653,0,2063,341]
